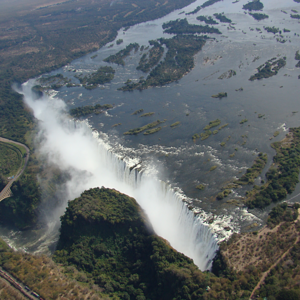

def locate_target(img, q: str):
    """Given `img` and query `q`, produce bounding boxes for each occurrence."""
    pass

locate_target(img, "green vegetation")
[210,165,217,171]
[132,109,144,115]
[243,0,264,11]
[235,152,267,185]
[140,112,155,117]
[194,121,227,140]
[216,189,231,200]
[119,35,207,91]
[75,66,115,89]
[249,12,269,20]
[218,70,236,79]
[213,13,232,23]
[200,130,212,140]
[220,142,226,147]
[291,14,300,19]
[273,131,280,137]
[36,73,72,90]
[240,119,248,124]
[197,16,218,25]
[104,43,139,66]
[264,26,280,34]
[211,92,228,98]
[112,123,121,127]
[144,127,162,135]
[170,121,180,127]
[54,187,212,300]
[249,57,286,81]
[258,113,265,118]
[245,128,300,209]
[124,120,164,135]
[295,50,300,60]
[69,104,113,118]
[267,202,299,227]
[136,40,164,73]
[116,39,123,45]
[186,0,222,15]
[196,184,205,190]
[204,119,221,130]
[162,18,221,35]
[0,142,22,178]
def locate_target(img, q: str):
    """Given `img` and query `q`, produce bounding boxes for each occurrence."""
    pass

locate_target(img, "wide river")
[2,0,300,253]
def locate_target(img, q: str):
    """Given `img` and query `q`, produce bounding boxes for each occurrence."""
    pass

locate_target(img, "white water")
[19,80,218,270]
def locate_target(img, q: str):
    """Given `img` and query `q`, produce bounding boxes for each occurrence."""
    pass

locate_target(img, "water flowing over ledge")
[18,80,219,270]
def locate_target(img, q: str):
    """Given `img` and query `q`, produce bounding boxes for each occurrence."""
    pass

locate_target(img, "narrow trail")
[0,137,30,202]
[250,211,300,299]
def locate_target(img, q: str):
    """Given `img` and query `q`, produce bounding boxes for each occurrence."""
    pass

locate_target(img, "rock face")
[54,187,207,300]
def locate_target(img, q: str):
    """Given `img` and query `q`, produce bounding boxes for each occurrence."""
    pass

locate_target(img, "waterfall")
[19,80,219,270]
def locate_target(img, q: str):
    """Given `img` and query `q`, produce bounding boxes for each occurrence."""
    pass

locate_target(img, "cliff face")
[54,187,208,300]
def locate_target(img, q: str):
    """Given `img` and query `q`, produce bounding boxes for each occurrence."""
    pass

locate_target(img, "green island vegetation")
[244,128,300,209]
[235,152,267,185]
[213,13,232,23]
[170,121,181,127]
[294,0,300,2]
[140,112,155,117]
[116,39,123,45]
[91,54,98,59]
[240,119,248,124]
[210,165,217,171]
[249,12,269,20]
[220,142,226,147]
[204,119,221,130]
[75,66,115,89]
[193,121,228,141]
[211,92,228,98]
[69,104,113,118]
[136,40,164,73]
[249,57,286,81]
[273,131,280,137]
[258,113,265,118]
[291,14,300,19]
[292,9,298,13]
[186,0,222,15]
[216,189,231,200]
[196,184,205,190]
[112,123,121,127]
[0,0,197,230]
[264,26,280,34]
[119,35,207,91]
[35,73,75,90]
[144,127,162,135]
[218,70,236,79]
[201,130,212,140]
[295,50,300,67]
[104,43,139,66]
[196,15,219,25]
[132,109,144,115]
[124,120,164,135]
[235,87,244,91]
[162,18,222,35]
[242,0,264,11]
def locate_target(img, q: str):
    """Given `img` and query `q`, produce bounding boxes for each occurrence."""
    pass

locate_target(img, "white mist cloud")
[19,80,218,270]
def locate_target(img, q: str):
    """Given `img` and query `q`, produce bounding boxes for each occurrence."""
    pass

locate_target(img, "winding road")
[0,137,30,202]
